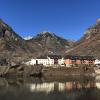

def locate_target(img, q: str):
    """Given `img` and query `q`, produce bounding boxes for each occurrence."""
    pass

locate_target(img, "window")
[72,60,76,64]
[81,60,85,64]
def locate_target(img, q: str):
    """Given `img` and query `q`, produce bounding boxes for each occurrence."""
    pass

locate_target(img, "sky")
[0,0,100,40]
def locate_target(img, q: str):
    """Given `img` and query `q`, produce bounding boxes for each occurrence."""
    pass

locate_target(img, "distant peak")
[39,31,53,35]
[37,31,55,37]
[41,31,49,34]
[24,36,33,40]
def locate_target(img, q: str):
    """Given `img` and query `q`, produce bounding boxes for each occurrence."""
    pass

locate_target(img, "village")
[21,55,100,77]
[25,55,100,67]
[0,55,100,77]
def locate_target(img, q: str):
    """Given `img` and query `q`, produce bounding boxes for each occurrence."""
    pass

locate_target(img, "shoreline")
[0,65,96,78]
[42,67,95,78]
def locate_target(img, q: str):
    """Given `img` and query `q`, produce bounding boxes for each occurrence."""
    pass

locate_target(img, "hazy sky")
[0,0,100,40]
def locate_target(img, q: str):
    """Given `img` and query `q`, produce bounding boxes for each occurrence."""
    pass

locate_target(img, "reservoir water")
[0,76,100,100]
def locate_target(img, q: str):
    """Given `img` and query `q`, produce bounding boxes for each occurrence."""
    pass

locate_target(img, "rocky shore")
[42,66,95,79]
[0,64,43,77]
[0,64,96,78]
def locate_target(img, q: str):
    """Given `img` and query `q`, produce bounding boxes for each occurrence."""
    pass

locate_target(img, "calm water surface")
[0,76,100,100]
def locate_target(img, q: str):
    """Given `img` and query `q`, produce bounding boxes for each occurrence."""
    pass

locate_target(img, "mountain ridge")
[0,18,100,62]
[0,19,74,61]
[0,19,36,62]
[26,31,74,56]
[66,18,100,58]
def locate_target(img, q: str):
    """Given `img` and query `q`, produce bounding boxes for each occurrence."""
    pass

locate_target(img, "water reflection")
[0,76,100,100]
[95,75,100,89]
[27,81,96,94]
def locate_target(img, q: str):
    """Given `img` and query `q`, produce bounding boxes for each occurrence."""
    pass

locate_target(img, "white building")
[25,55,65,67]
[95,59,100,65]
[25,59,36,65]
[58,58,65,65]
[25,57,54,67]
[47,55,65,65]
[36,58,54,66]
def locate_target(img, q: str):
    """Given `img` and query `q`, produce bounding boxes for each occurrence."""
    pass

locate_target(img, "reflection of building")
[27,82,66,93]
[95,76,100,89]
[96,82,100,89]
[65,81,96,91]
[27,81,96,93]
[27,83,54,93]
[58,83,65,91]
[65,82,73,90]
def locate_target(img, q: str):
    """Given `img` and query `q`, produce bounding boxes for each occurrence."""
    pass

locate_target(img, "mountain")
[66,18,100,58]
[26,31,74,56]
[0,19,74,61]
[0,19,35,62]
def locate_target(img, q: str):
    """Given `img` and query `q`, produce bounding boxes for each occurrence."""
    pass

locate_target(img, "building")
[25,59,36,65]
[25,55,96,67]
[95,59,100,66]
[64,55,95,67]
[25,56,54,66]
[47,55,64,65]
[36,56,54,66]
[25,55,65,67]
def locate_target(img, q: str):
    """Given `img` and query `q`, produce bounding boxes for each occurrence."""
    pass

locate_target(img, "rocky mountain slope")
[66,19,100,58]
[26,31,74,56]
[2,18,100,62]
[0,19,35,62]
[0,19,74,62]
